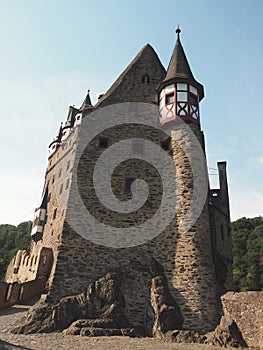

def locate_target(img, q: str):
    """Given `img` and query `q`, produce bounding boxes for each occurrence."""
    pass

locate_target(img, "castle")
[2,29,233,335]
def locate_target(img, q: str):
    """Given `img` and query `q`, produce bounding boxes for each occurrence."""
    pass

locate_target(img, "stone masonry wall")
[221,291,263,348]
[0,279,46,309]
[47,117,221,333]
[170,123,221,332]
[5,126,79,291]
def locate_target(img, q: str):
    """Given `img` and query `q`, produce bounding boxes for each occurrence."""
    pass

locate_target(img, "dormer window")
[165,93,174,105]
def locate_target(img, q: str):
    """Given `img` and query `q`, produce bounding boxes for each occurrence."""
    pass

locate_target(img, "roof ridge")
[94,44,165,107]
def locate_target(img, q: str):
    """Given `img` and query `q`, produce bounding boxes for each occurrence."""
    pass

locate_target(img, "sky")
[0,0,262,225]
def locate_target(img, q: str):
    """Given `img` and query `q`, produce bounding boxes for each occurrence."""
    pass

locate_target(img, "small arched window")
[142,74,150,83]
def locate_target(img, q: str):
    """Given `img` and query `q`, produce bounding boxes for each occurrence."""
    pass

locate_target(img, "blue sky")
[0,0,262,224]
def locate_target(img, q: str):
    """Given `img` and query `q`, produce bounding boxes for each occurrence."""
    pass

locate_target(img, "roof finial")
[88,89,90,93]
[175,25,181,40]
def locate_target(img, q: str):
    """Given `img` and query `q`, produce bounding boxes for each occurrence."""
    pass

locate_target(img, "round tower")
[157,28,221,332]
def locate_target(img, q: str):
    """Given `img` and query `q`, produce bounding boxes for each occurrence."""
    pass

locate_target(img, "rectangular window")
[53,208,57,220]
[177,91,187,101]
[124,178,136,193]
[66,160,70,171]
[177,83,187,91]
[165,93,174,105]
[132,140,144,155]
[98,137,109,148]
[190,85,198,95]
[189,93,198,107]
[58,168,62,178]
[160,139,170,151]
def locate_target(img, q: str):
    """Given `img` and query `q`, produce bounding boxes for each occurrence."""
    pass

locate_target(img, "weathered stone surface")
[205,316,247,348]
[155,317,247,349]
[12,261,184,339]
[12,271,129,334]
[151,274,184,338]
[170,330,206,344]
[221,292,263,348]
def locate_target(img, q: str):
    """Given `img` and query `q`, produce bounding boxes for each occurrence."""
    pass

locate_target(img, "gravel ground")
[0,302,254,350]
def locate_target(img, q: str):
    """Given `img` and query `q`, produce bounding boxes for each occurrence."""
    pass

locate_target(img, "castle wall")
[3,40,232,335]
[5,127,79,290]
[169,124,221,332]
[221,291,263,348]
[209,162,233,293]
[46,120,221,332]
[0,279,46,309]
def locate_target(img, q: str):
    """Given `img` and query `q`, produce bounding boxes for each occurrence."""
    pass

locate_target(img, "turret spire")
[158,28,204,100]
[175,25,181,39]
[80,89,92,110]
[58,122,63,141]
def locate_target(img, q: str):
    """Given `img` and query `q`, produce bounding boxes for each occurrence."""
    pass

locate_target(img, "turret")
[157,27,204,126]
[79,89,92,111]
[48,122,63,158]
[61,106,79,141]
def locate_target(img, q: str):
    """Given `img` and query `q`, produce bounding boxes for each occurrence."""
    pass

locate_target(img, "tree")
[231,217,263,291]
[0,221,32,281]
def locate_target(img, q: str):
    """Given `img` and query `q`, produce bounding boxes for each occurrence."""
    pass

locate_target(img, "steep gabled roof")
[95,44,166,108]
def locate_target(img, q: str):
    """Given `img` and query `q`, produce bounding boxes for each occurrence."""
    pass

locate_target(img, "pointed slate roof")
[158,28,204,101]
[80,90,92,110]
[165,28,194,81]
[95,44,166,108]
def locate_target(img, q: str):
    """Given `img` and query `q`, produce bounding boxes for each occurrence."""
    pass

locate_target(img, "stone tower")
[3,30,233,335]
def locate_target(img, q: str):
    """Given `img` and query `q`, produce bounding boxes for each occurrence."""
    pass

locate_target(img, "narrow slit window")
[53,208,57,220]
[142,74,150,83]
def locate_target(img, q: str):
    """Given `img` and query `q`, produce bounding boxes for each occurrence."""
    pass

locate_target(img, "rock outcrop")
[221,291,263,348]
[12,260,183,337]
[151,274,183,338]
[159,317,247,348]
[205,316,247,348]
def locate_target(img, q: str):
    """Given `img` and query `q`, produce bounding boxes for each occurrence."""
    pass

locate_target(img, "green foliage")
[231,216,263,291]
[0,221,32,281]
